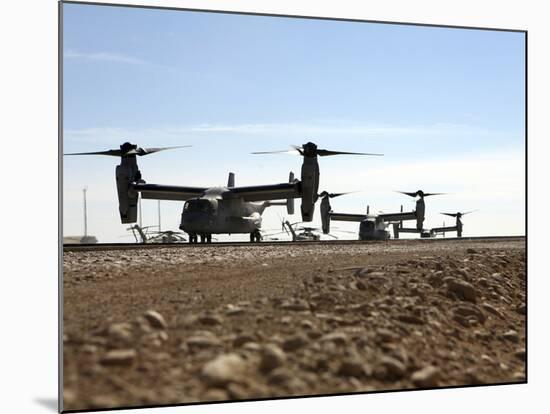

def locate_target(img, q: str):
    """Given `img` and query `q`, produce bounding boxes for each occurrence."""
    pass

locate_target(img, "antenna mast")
[158,200,161,232]
[83,187,88,237]
[138,195,142,228]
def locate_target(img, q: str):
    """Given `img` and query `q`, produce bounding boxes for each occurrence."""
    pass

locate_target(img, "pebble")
[260,344,287,372]
[282,333,309,351]
[446,278,478,303]
[186,333,222,350]
[107,323,134,343]
[280,299,310,311]
[452,304,486,324]
[502,330,520,343]
[320,332,348,346]
[199,314,223,326]
[202,388,229,401]
[411,365,440,387]
[143,310,167,330]
[373,356,406,380]
[233,334,255,348]
[100,349,137,366]
[396,314,424,325]
[337,359,366,378]
[375,328,398,343]
[482,302,504,319]
[201,353,248,386]
[514,348,526,361]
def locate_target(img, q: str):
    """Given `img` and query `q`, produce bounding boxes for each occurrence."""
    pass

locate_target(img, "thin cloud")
[64,121,498,142]
[64,50,147,65]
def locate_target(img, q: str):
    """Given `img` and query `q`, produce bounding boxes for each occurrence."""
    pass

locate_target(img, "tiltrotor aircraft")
[429,210,477,238]
[320,190,444,240]
[65,141,380,243]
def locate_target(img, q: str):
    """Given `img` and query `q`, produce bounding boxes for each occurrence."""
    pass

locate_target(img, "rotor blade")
[133,145,192,156]
[317,149,383,157]
[423,192,446,197]
[440,212,458,217]
[397,191,418,198]
[251,149,299,155]
[64,149,122,156]
[462,209,479,215]
[325,233,338,239]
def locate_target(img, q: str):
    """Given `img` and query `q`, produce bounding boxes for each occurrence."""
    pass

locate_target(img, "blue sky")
[62,3,525,242]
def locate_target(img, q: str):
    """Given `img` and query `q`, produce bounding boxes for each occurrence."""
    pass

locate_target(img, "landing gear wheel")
[200,234,207,243]
[188,234,198,244]
[206,234,212,244]
[250,232,255,243]
[254,231,262,242]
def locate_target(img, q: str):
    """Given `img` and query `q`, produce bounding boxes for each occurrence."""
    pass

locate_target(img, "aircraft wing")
[224,182,300,202]
[132,183,207,201]
[377,211,417,222]
[330,212,366,222]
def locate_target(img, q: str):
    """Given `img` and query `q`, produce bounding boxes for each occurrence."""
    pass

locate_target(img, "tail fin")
[227,172,235,188]
[287,172,295,215]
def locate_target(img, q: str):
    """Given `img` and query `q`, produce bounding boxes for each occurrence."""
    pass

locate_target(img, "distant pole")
[83,187,88,237]
[138,195,142,228]
[158,200,161,232]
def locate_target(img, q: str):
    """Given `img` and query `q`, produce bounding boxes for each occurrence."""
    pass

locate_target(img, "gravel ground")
[62,239,526,411]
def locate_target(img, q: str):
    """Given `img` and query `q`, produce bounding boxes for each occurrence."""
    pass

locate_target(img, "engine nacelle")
[320,196,331,234]
[300,155,319,222]
[116,158,140,223]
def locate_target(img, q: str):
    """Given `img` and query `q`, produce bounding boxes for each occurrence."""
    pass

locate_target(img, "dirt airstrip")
[62,238,526,411]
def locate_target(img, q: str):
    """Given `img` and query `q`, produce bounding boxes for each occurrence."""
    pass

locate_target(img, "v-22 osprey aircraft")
[65,142,381,243]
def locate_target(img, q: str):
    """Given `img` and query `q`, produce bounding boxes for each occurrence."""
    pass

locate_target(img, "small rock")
[446,278,478,303]
[201,353,248,386]
[226,383,250,399]
[260,344,287,372]
[514,348,526,361]
[282,333,309,351]
[199,314,223,326]
[300,320,315,330]
[320,332,348,346]
[186,333,222,350]
[280,299,310,312]
[267,367,293,386]
[453,304,486,324]
[337,359,366,378]
[502,330,520,343]
[100,349,137,366]
[396,314,424,325]
[107,323,134,343]
[143,310,167,330]
[411,365,440,387]
[225,305,245,316]
[482,302,504,319]
[375,328,398,343]
[202,388,229,401]
[233,334,255,348]
[373,356,406,380]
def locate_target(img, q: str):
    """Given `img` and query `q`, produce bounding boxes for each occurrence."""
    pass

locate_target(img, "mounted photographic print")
[61,1,526,412]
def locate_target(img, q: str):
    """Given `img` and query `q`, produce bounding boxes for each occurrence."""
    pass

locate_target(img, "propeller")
[252,142,383,157]
[318,191,353,199]
[397,190,446,198]
[440,210,478,218]
[64,142,191,157]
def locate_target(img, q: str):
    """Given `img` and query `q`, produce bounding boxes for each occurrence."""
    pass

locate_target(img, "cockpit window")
[184,199,214,213]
